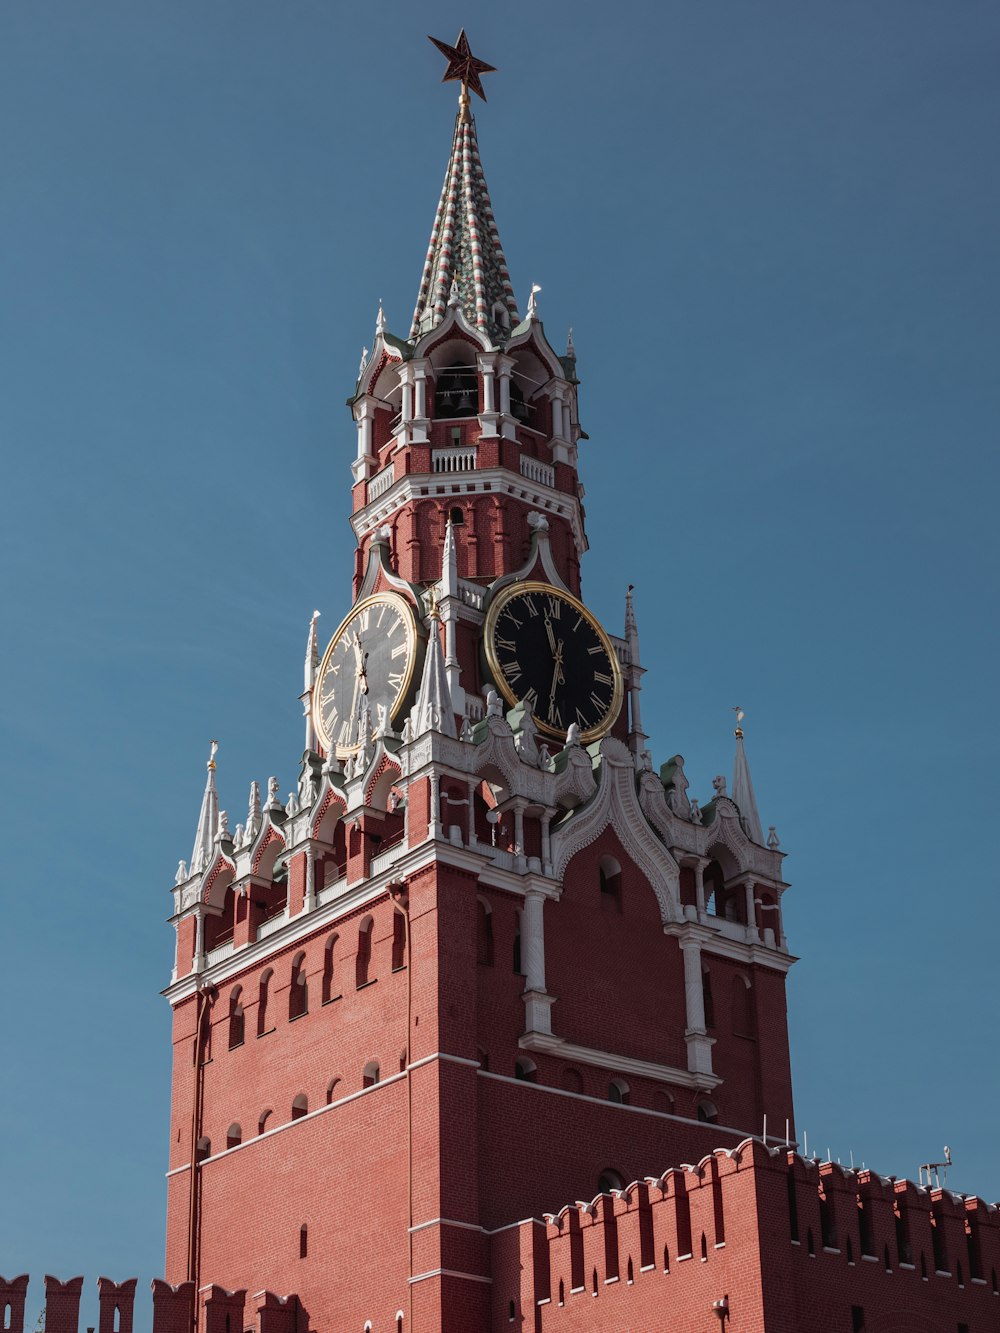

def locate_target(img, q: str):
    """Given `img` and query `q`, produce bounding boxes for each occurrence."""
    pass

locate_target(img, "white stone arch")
[550,739,680,924]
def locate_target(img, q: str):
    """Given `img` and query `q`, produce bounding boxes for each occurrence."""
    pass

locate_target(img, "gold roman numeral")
[502,660,522,684]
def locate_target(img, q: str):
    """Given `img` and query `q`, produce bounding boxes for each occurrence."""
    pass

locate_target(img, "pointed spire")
[410,99,519,345]
[304,610,320,693]
[441,517,459,599]
[625,584,639,652]
[247,780,261,836]
[566,327,576,358]
[526,283,541,320]
[731,709,765,845]
[414,600,457,738]
[190,741,220,874]
[358,345,369,381]
[375,300,386,336]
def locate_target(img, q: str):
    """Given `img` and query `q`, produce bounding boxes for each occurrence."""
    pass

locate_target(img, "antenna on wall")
[919,1145,952,1189]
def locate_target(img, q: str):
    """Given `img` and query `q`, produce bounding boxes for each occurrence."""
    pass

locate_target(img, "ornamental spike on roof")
[731,716,765,846]
[410,103,520,347]
[190,741,220,874]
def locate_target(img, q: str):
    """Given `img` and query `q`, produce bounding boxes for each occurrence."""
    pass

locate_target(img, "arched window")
[397,1313,405,1333]
[697,1099,718,1124]
[326,1077,341,1105]
[732,974,753,1036]
[476,898,494,966]
[434,362,478,419]
[598,1169,625,1193]
[653,1089,675,1115]
[476,1046,490,1071]
[363,1061,380,1089]
[299,1224,308,1259]
[257,969,273,1037]
[291,1093,308,1121]
[322,934,338,1004]
[561,1067,583,1094]
[702,968,715,1030]
[226,1122,241,1150]
[392,910,407,971]
[258,1109,272,1135]
[289,951,308,1020]
[356,916,374,988]
[195,1136,211,1162]
[449,505,465,527]
[514,1057,537,1083]
[598,855,622,912]
[228,986,245,1049]
[4,1304,11,1331]
[608,1079,630,1105]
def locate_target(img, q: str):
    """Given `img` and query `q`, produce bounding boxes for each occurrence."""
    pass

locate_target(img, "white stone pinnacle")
[190,741,219,874]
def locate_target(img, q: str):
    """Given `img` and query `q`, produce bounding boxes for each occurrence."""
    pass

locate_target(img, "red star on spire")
[428,29,497,103]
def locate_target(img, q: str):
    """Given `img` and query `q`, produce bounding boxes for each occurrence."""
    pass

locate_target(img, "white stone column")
[694,858,707,920]
[540,808,555,877]
[401,378,413,426]
[304,847,316,914]
[466,778,478,848]
[428,772,441,840]
[483,366,495,412]
[193,910,206,973]
[743,879,758,941]
[414,369,427,419]
[551,395,564,441]
[680,935,715,1077]
[522,890,546,994]
[681,937,705,1034]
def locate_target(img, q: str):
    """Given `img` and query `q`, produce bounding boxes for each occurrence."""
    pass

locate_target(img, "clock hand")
[548,640,565,707]
[544,613,557,656]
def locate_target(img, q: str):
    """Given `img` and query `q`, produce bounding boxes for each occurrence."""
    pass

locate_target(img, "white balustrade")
[432,447,477,473]
[520,455,555,487]
[368,466,395,500]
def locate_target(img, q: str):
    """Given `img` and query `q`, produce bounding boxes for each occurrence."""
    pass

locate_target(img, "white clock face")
[313,593,419,756]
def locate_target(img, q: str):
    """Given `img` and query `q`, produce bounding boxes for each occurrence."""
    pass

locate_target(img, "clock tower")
[163,33,794,1333]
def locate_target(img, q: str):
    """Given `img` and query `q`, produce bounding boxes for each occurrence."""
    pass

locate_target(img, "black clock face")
[484,582,624,742]
[313,593,419,756]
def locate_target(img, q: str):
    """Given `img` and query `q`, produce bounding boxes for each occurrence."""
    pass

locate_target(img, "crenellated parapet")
[491,1140,1000,1330]
[0,1279,306,1333]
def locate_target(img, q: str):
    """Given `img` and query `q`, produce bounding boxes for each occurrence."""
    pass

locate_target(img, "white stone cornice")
[663,920,798,973]
[351,467,587,555]
[518,1032,722,1093]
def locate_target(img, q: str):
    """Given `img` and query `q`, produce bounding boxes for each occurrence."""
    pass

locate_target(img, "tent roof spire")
[731,709,765,845]
[190,741,220,873]
[411,33,519,346]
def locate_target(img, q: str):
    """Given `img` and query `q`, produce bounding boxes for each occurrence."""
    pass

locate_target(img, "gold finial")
[207,739,218,770]
[428,29,497,106]
[428,589,441,620]
[732,706,745,739]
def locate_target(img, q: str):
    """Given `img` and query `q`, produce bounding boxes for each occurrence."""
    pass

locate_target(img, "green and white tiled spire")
[410,99,520,347]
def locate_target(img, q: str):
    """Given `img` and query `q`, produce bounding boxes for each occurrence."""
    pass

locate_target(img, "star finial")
[428,30,496,104]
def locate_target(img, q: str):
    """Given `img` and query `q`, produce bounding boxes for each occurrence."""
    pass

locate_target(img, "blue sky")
[1,2,998,1325]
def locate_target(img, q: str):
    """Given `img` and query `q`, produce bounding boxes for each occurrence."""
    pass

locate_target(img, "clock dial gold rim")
[312,592,419,756]
[483,580,624,743]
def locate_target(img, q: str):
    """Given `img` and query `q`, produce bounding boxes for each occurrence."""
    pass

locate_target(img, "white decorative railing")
[257,911,288,941]
[206,938,236,966]
[465,696,484,722]
[520,455,555,488]
[316,875,345,908]
[432,447,477,473]
[368,465,395,499]
[370,839,408,877]
[457,579,485,611]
